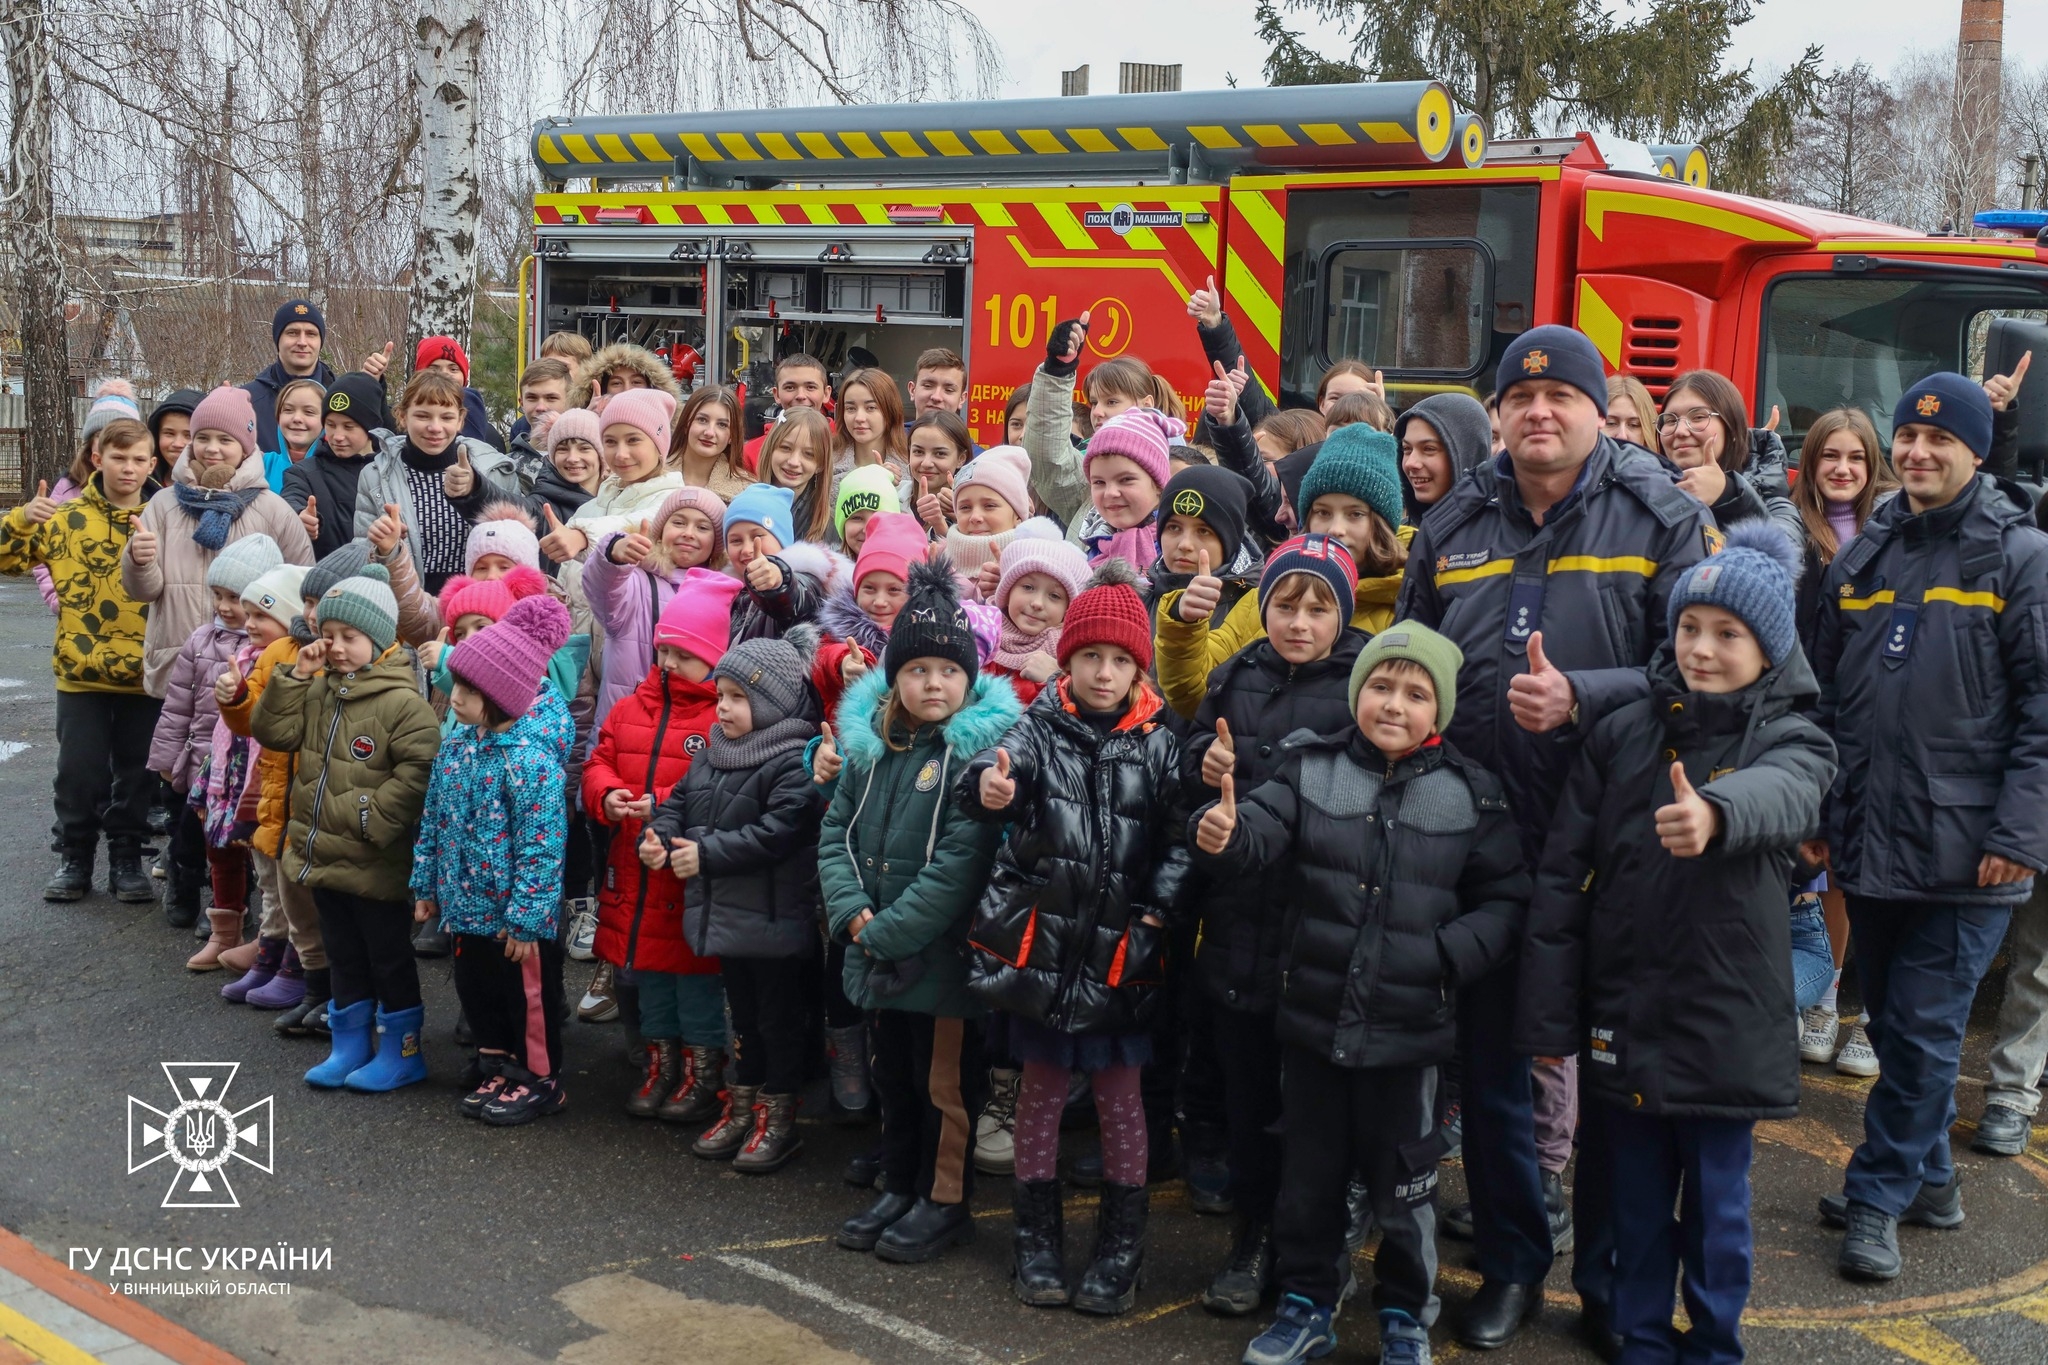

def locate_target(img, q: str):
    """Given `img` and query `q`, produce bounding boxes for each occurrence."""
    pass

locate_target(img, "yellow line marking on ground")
[1851,1320,1980,1365]
[1756,1116,1859,1168]
[0,1302,105,1365]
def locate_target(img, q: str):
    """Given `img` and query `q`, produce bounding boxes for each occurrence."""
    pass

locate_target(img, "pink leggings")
[1013,1061,1146,1186]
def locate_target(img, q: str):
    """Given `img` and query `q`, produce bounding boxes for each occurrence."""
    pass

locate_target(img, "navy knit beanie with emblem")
[272,298,326,345]
[1893,372,1993,461]
[883,555,981,683]
[1665,522,1801,666]
[1299,424,1406,532]
[1157,465,1251,562]
[1496,325,1608,416]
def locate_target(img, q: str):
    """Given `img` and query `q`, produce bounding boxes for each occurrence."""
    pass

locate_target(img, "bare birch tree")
[3,0,75,491]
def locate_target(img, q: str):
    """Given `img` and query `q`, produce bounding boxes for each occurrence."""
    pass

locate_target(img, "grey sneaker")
[564,898,599,961]
[1835,1021,1879,1078]
[1798,1005,1839,1063]
[1972,1104,2034,1157]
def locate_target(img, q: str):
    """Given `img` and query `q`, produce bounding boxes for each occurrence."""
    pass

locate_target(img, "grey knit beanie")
[302,539,375,605]
[206,533,283,597]
[711,627,819,727]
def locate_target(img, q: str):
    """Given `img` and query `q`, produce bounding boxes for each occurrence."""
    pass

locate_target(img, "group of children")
[13,302,1846,1365]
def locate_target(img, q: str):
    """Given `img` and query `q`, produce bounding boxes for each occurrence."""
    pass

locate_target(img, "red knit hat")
[1055,559,1153,671]
[415,336,470,383]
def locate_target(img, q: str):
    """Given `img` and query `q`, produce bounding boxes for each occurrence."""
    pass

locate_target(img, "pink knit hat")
[953,445,1033,520]
[543,407,601,454]
[448,592,572,721]
[652,485,728,535]
[601,388,678,458]
[439,564,548,627]
[996,522,1091,613]
[1084,407,1181,491]
[189,385,259,461]
[853,511,928,587]
[652,568,746,666]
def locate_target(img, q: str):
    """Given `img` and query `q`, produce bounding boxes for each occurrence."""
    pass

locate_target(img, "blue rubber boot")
[343,1004,428,1092]
[305,999,374,1089]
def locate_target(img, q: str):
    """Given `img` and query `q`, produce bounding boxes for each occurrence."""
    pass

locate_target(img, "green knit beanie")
[1348,621,1464,732]
[1300,424,1405,533]
[318,563,398,652]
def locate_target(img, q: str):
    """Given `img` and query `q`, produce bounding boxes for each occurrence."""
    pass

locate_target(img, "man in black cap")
[245,298,335,452]
[1396,323,1715,1355]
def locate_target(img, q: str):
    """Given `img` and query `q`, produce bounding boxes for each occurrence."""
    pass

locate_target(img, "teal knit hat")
[1348,621,1464,732]
[318,563,398,652]
[1299,425,1404,533]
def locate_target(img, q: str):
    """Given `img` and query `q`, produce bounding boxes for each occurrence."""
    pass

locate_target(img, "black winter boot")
[626,1039,681,1118]
[1073,1182,1148,1315]
[1201,1216,1273,1316]
[277,969,330,1036]
[44,849,93,902]
[107,849,154,903]
[1011,1178,1069,1306]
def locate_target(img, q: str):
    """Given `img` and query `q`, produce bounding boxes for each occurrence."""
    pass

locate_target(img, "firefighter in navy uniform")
[1395,325,1715,1355]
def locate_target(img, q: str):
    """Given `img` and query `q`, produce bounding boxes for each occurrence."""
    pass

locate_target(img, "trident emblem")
[128,1063,273,1209]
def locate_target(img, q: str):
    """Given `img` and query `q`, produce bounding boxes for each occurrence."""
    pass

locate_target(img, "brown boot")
[216,939,262,974]
[186,908,243,971]
[659,1046,726,1126]
[691,1084,759,1160]
[732,1091,804,1174]
[625,1039,680,1118]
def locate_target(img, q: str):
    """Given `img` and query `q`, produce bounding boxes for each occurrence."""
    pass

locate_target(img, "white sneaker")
[1836,1020,1880,1077]
[975,1068,1019,1175]
[1799,1005,1840,1063]
[564,898,599,961]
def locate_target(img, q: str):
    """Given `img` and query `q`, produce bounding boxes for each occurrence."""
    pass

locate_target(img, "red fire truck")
[521,80,2048,461]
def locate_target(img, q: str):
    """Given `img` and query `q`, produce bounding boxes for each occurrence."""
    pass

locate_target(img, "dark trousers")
[1272,1045,1440,1323]
[1844,896,2013,1213]
[452,932,565,1077]
[872,1009,987,1204]
[1459,966,1555,1285]
[53,690,159,854]
[1572,1082,1618,1312]
[169,801,206,881]
[1212,1006,1285,1223]
[723,955,810,1095]
[823,939,864,1028]
[562,805,592,900]
[1608,1108,1755,1365]
[313,888,422,1010]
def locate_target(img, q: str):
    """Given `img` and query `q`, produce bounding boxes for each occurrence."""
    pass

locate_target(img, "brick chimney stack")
[1953,0,2004,223]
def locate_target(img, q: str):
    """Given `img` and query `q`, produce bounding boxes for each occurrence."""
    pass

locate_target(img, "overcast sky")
[962,1,2048,101]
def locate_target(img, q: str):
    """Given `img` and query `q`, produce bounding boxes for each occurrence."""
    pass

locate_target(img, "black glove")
[1043,317,1087,379]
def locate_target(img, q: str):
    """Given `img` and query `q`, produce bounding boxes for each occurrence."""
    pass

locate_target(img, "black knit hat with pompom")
[883,553,979,684]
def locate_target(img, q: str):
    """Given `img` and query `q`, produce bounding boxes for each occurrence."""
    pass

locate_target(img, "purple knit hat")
[1084,407,1181,491]
[448,593,571,721]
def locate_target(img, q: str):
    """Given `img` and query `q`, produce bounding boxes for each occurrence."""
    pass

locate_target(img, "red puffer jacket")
[581,662,720,975]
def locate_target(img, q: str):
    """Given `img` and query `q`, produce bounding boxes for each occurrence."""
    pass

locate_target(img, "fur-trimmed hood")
[818,582,891,658]
[570,343,685,409]
[833,664,1023,772]
[776,539,855,594]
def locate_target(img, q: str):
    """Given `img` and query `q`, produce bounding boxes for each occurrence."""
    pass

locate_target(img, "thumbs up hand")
[298,493,319,540]
[213,667,243,707]
[22,480,56,524]
[813,722,842,785]
[841,648,868,685]
[979,747,1017,811]
[637,827,666,868]
[367,502,404,556]
[1655,761,1718,858]
[975,542,1003,599]
[745,551,784,594]
[362,341,395,379]
[1985,350,2032,411]
[127,521,159,567]
[1508,630,1575,733]
[538,504,589,563]
[1178,546,1223,623]
[614,519,654,566]
[1187,273,1223,328]
[916,474,947,535]
[1204,360,1240,426]
[442,445,475,498]
[1195,773,1237,855]
[1201,718,1237,788]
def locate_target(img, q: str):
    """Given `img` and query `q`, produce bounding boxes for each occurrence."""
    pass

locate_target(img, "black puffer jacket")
[958,680,1192,1034]
[654,744,826,959]
[1515,649,1836,1119]
[1194,731,1528,1068]
[280,448,380,562]
[1181,631,1367,1014]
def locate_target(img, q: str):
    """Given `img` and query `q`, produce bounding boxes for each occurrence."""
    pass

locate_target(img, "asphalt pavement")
[0,572,2044,1365]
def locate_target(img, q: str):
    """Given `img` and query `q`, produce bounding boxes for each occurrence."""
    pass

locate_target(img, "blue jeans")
[1789,897,1834,1012]
[1842,897,2012,1214]
[626,969,729,1047]
[1608,1108,1754,1365]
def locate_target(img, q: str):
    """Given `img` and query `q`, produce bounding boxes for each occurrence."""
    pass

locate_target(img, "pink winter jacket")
[120,450,313,697]
[146,620,246,792]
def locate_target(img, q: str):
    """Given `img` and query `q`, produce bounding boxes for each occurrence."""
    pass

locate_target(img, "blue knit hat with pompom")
[1665,522,1801,665]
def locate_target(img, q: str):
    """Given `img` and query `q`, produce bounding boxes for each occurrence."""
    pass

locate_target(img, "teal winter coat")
[410,691,573,941]
[820,668,1021,1016]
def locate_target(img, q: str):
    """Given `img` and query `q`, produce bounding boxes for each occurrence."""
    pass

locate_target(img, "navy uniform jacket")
[1813,474,2048,904]
[1395,436,1716,858]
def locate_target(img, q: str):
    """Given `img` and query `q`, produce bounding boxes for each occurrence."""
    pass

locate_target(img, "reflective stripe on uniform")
[1434,554,1658,590]
[1839,587,2005,613]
